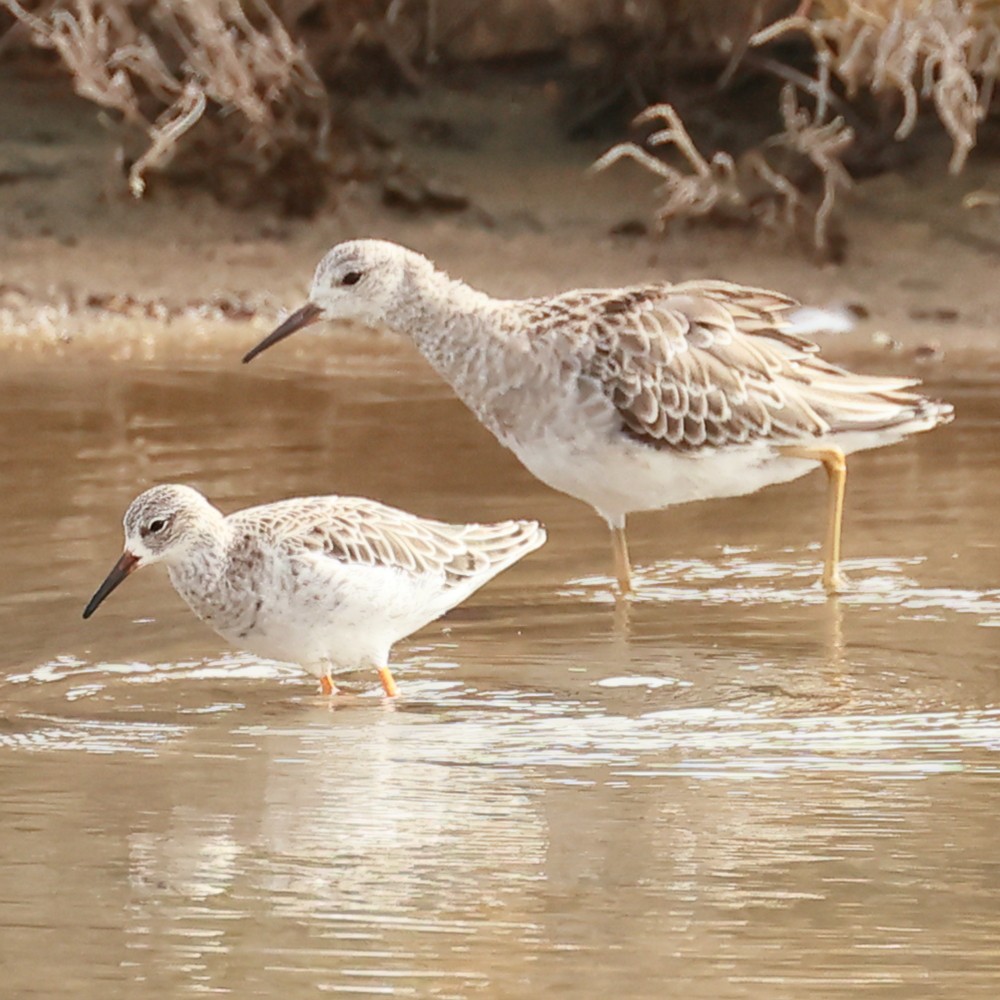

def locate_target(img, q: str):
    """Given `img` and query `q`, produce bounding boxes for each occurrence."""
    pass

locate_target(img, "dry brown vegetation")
[595,0,1000,256]
[0,0,379,213]
[755,0,1000,174]
[593,93,854,256]
[2,1,999,247]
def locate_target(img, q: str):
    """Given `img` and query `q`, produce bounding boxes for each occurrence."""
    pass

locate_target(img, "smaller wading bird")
[83,484,546,696]
[243,240,953,595]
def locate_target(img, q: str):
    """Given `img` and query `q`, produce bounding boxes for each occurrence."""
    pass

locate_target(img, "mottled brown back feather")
[233,497,542,588]
[541,281,944,453]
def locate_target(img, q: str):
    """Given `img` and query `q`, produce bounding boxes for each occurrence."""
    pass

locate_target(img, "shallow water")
[1,347,998,997]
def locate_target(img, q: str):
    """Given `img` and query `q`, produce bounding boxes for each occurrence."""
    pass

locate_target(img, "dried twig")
[2,0,332,204]
[128,82,206,197]
[593,104,741,225]
[607,0,997,257]
[594,96,851,255]
[767,84,853,250]
[754,0,1000,174]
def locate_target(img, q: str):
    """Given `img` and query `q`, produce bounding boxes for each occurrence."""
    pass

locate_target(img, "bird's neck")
[388,271,508,381]
[166,523,231,613]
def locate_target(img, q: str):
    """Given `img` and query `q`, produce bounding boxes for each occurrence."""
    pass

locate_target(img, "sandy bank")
[1,70,998,379]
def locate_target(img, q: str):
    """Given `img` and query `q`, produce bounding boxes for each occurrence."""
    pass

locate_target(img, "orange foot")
[378,666,399,698]
[319,675,337,696]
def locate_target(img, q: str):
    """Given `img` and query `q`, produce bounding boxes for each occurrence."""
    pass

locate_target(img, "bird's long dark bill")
[242,302,322,364]
[82,552,140,619]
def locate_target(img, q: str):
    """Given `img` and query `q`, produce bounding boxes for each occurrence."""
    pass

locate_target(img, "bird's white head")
[242,239,437,363]
[121,484,218,563]
[312,239,434,325]
[83,484,220,618]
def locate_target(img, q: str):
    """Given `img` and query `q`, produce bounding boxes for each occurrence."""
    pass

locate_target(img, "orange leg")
[611,523,633,595]
[378,665,399,697]
[319,674,336,696]
[779,443,849,594]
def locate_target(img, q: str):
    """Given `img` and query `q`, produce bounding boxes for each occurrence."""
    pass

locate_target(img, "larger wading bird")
[243,240,953,595]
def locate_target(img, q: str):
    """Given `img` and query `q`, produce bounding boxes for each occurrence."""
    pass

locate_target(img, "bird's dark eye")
[148,518,167,533]
[341,271,362,286]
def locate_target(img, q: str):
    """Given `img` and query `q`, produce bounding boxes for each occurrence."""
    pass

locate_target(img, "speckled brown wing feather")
[235,498,542,586]
[568,281,929,452]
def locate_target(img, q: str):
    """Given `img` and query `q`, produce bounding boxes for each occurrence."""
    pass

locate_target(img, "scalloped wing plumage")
[558,281,945,452]
[233,497,545,588]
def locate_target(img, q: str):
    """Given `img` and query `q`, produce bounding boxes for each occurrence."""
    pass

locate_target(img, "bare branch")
[753,0,1000,175]
[129,83,206,197]
[769,84,854,250]
[4,0,331,202]
[594,104,741,227]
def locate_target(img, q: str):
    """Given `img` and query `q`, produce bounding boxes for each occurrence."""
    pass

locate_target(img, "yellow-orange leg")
[319,674,337,696]
[780,443,849,594]
[611,524,633,596]
[378,665,399,698]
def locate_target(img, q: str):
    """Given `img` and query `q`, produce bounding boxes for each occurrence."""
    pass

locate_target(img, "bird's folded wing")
[251,498,502,583]
[574,281,919,451]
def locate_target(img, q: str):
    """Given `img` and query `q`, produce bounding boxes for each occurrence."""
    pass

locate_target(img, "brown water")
[1,345,998,998]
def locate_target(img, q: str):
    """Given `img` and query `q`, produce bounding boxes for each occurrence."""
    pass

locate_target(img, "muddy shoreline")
[1,70,998,376]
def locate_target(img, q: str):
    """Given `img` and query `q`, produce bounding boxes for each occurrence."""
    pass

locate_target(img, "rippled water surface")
[1,349,998,997]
